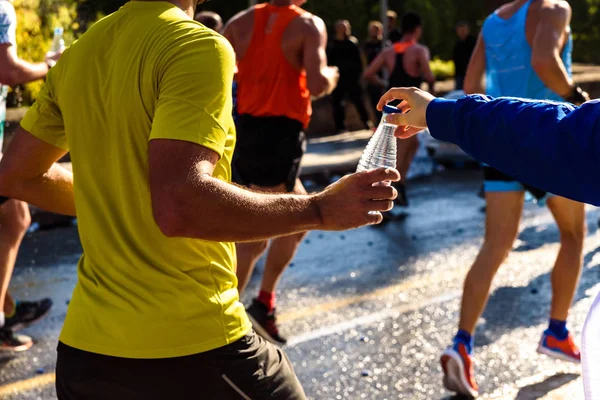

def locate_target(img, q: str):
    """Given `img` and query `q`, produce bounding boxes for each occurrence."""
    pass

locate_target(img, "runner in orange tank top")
[364,12,435,212]
[224,0,338,346]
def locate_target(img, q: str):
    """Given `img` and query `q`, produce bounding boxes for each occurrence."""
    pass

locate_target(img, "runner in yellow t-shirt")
[0,0,399,398]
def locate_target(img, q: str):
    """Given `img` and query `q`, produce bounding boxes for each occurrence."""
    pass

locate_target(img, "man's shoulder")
[540,0,571,12]
[295,10,324,29]
[163,21,233,60]
[412,43,429,54]
[167,18,228,42]
[289,11,325,40]
[537,0,571,26]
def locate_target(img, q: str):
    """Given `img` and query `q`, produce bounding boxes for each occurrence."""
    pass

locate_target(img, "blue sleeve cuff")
[426,98,458,144]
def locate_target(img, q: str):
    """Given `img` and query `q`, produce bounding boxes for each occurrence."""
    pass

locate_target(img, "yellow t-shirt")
[20,1,251,358]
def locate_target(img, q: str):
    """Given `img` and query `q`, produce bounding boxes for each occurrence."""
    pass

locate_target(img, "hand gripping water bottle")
[46,27,65,59]
[356,105,403,179]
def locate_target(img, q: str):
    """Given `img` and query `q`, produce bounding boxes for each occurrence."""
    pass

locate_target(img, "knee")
[257,240,269,254]
[559,222,587,247]
[277,232,307,250]
[1,201,31,237]
[482,233,514,258]
[250,240,269,258]
[237,240,269,259]
[249,240,269,257]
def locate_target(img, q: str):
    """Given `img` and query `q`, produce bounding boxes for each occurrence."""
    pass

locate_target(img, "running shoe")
[246,298,287,346]
[441,342,479,398]
[537,329,581,364]
[4,298,53,332]
[0,329,32,352]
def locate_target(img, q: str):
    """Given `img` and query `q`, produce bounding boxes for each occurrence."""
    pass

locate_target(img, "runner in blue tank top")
[438,1,589,397]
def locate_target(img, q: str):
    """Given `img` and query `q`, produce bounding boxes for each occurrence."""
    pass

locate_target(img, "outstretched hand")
[314,167,400,230]
[376,87,436,139]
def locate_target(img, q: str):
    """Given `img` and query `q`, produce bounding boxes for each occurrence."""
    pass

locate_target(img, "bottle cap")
[54,27,64,35]
[383,105,403,114]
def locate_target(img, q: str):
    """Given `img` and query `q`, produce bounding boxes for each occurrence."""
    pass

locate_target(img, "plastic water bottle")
[356,105,403,177]
[46,27,65,58]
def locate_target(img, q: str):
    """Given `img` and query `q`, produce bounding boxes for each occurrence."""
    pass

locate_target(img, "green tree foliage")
[13,0,78,104]
[570,0,600,64]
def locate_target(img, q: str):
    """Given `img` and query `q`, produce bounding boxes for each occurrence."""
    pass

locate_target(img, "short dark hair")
[194,11,223,32]
[456,20,469,28]
[401,12,422,34]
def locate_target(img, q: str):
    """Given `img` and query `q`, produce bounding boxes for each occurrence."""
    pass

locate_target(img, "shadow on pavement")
[515,372,579,400]
[477,245,600,346]
[15,225,82,270]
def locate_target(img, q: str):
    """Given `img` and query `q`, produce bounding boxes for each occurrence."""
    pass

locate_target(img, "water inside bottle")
[355,110,400,214]
[357,117,397,173]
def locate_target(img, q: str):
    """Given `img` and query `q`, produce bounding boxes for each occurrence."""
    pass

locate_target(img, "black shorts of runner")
[482,165,548,201]
[0,196,9,206]
[233,115,306,193]
[56,331,306,400]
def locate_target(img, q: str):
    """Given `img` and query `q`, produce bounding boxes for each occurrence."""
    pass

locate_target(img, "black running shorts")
[56,331,306,400]
[233,115,306,192]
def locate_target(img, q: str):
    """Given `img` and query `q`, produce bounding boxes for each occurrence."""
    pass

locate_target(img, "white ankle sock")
[0,311,5,327]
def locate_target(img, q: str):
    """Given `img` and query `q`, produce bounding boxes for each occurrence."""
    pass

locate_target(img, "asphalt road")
[0,169,597,399]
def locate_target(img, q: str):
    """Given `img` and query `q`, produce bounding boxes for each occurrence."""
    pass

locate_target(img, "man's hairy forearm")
[3,163,75,216]
[157,175,322,242]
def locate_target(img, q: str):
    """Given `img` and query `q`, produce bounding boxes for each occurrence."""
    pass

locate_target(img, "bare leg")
[4,292,14,314]
[235,180,307,295]
[236,240,269,295]
[546,196,585,321]
[260,179,307,294]
[0,200,31,316]
[458,191,524,334]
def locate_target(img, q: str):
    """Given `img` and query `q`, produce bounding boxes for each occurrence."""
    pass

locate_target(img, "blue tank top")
[483,0,572,101]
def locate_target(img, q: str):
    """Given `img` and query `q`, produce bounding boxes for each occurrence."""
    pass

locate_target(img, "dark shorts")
[56,331,306,400]
[483,165,551,202]
[233,115,306,192]
[0,196,9,206]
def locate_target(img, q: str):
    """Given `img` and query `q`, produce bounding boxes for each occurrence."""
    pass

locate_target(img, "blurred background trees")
[9,0,600,104]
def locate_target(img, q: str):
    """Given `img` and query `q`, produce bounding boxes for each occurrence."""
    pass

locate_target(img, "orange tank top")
[237,3,311,128]
[393,40,417,54]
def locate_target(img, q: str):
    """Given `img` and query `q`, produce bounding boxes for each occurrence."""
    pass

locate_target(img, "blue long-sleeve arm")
[426,95,600,206]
